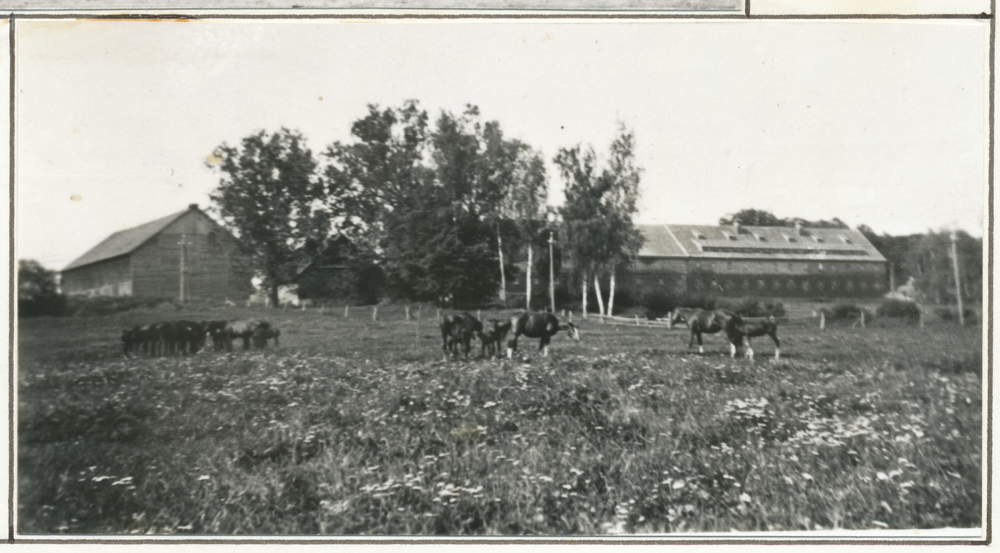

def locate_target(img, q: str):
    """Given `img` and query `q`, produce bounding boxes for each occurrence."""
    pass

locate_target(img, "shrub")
[65,296,179,317]
[936,307,979,325]
[18,294,67,317]
[877,299,921,320]
[639,290,716,320]
[827,303,867,321]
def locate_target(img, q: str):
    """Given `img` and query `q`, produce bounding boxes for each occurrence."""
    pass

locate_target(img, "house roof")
[63,205,203,272]
[638,224,886,262]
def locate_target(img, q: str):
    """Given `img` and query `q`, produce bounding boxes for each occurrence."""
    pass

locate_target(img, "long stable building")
[632,222,888,298]
[61,204,252,301]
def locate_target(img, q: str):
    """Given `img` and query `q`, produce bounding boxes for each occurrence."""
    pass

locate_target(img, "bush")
[65,296,180,317]
[716,297,785,318]
[877,299,921,320]
[826,303,873,321]
[936,306,979,325]
[638,290,715,320]
[18,294,67,317]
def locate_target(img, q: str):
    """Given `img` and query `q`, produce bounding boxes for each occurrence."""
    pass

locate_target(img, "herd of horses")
[119,308,780,361]
[122,319,280,356]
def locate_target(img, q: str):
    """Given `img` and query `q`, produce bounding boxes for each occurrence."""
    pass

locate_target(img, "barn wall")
[61,256,132,297]
[630,257,887,298]
[131,211,251,300]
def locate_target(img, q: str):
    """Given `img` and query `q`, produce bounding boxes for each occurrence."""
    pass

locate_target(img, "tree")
[18,259,66,317]
[557,124,644,316]
[208,129,329,307]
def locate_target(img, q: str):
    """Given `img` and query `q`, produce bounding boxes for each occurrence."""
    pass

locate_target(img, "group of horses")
[120,308,778,361]
[669,308,781,360]
[441,312,580,360]
[122,319,280,357]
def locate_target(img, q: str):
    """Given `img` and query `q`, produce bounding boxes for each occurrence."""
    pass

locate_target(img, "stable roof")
[637,224,886,262]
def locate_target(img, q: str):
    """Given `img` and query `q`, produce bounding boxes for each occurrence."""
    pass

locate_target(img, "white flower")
[740,493,752,503]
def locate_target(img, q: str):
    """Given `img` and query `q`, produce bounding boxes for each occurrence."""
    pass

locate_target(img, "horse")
[506,312,579,358]
[441,314,476,360]
[205,320,229,351]
[480,318,512,359]
[725,317,781,360]
[253,325,280,349]
[223,320,271,351]
[670,308,745,357]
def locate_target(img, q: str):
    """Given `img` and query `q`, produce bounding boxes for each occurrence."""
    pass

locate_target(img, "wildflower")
[740,493,752,503]
[876,472,889,481]
[197,475,211,481]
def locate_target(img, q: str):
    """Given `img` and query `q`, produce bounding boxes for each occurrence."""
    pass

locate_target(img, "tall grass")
[17,310,982,535]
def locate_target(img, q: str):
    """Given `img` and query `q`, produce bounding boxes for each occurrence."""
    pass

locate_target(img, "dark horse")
[670,308,745,357]
[506,312,579,358]
[725,317,781,360]
[441,313,483,360]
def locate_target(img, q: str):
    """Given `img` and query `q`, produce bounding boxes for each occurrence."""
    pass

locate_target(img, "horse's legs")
[540,335,551,357]
[771,331,781,360]
[507,333,519,359]
[696,331,704,354]
[745,337,754,360]
[730,342,737,358]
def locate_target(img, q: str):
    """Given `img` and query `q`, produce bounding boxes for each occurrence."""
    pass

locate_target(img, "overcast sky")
[13,17,989,270]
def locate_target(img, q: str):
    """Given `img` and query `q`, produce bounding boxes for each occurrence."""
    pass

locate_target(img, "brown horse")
[670,308,745,357]
[725,318,781,360]
[506,312,579,358]
[441,313,478,360]
[480,318,512,359]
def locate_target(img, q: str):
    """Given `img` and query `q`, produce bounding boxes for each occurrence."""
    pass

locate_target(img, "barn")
[631,222,888,298]
[61,204,252,301]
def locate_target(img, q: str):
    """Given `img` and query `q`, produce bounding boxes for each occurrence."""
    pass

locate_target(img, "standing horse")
[506,312,579,358]
[670,308,745,357]
[725,317,781,360]
[441,314,476,360]
[480,319,512,359]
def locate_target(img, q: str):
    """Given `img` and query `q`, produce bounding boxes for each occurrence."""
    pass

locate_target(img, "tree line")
[208,101,644,311]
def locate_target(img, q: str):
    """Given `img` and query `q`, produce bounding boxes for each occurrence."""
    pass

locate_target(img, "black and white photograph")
[8,4,990,541]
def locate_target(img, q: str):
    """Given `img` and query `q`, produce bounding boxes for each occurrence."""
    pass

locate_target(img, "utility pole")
[950,231,964,325]
[178,234,189,303]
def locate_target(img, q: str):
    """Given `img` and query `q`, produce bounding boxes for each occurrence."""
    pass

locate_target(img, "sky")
[13,17,990,270]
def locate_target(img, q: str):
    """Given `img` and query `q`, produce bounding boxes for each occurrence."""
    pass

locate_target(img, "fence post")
[436,309,440,320]
[635,315,640,326]
[406,306,410,321]
[301,303,306,312]
[344,306,349,318]
[373,306,378,321]
[919,307,924,329]
[568,311,573,323]
[859,311,866,329]
[820,311,826,330]
[477,310,481,321]
[666,311,672,330]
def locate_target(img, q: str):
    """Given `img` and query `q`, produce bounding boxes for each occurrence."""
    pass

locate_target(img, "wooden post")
[820,311,826,330]
[405,306,410,321]
[477,310,481,321]
[859,311,866,329]
[918,306,924,329]
[301,303,306,312]
[436,309,440,320]
[568,311,573,323]
[372,306,378,321]
[635,315,640,326]
[344,306,349,318]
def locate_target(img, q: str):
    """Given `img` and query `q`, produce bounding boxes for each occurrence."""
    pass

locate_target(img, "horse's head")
[669,310,687,325]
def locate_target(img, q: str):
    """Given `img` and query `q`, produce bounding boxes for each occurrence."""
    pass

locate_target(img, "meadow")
[16,304,983,535]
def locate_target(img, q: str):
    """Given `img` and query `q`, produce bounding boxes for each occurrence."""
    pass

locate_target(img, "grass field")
[16,304,983,535]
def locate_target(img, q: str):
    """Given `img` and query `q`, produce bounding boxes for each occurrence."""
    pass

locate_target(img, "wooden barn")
[632,222,888,298]
[61,204,252,301]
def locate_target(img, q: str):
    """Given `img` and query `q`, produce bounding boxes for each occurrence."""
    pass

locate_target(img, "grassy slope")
[17,307,983,535]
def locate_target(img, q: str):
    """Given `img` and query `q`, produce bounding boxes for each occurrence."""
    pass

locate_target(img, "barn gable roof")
[638,224,886,262]
[63,205,217,272]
